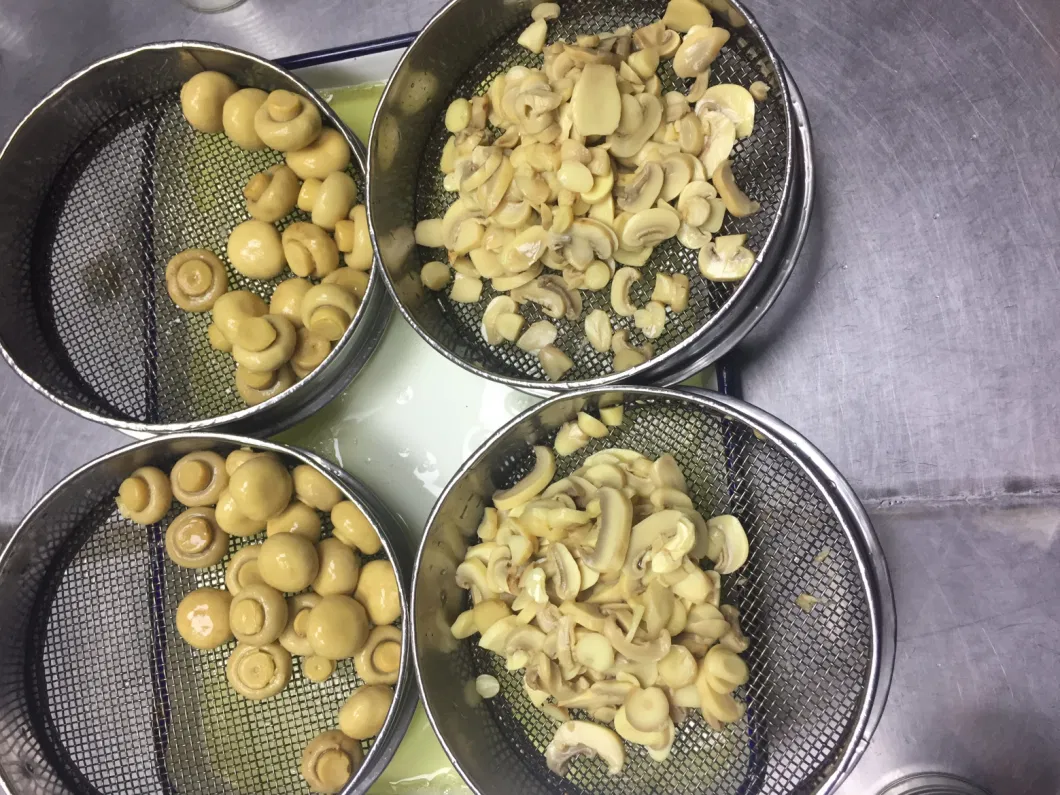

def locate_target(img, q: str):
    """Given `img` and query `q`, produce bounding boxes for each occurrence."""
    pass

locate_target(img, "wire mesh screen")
[416,391,873,795]
[0,441,399,795]
[409,0,790,383]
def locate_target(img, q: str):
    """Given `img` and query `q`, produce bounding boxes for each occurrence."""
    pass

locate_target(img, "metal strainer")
[0,42,390,436]
[368,0,796,391]
[0,434,416,795]
[413,387,895,795]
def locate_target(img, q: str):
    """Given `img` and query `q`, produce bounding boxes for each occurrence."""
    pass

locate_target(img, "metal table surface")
[1,1,1058,793]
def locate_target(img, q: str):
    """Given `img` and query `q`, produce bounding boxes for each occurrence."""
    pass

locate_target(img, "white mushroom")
[662,0,714,31]
[622,207,681,249]
[539,345,574,381]
[712,159,761,217]
[633,301,667,339]
[704,514,749,574]
[610,267,641,317]
[584,309,613,353]
[699,234,755,281]
[516,320,559,352]
[494,446,556,511]
[673,25,730,79]
[482,296,518,345]
[699,84,756,139]
[545,721,625,776]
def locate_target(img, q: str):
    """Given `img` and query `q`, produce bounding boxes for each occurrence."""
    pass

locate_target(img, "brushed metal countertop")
[1,1,1058,792]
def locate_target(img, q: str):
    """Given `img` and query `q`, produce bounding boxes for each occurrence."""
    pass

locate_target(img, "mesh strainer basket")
[0,434,416,795]
[413,386,895,795]
[0,42,389,436]
[368,0,798,392]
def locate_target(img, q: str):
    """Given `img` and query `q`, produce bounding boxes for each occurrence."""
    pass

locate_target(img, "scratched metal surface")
[1,1,1059,794]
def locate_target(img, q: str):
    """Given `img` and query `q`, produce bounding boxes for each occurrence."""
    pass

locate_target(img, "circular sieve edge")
[0,40,390,438]
[0,431,417,795]
[411,384,896,795]
[368,0,796,394]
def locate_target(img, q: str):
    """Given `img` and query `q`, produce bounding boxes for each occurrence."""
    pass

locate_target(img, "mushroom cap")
[227,220,286,280]
[170,450,228,507]
[300,730,363,794]
[215,489,267,537]
[312,537,361,596]
[225,543,265,595]
[278,592,322,656]
[285,128,352,180]
[229,582,288,646]
[338,684,394,740]
[180,71,238,133]
[354,625,402,685]
[222,87,268,150]
[165,507,228,569]
[115,466,172,525]
[212,290,268,345]
[176,588,233,649]
[306,594,370,659]
[258,532,320,593]
[229,456,293,521]
[227,642,292,700]
[265,499,323,541]
[292,464,343,511]
[354,559,401,625]
[330,500,382,555]
[544,720,625,776]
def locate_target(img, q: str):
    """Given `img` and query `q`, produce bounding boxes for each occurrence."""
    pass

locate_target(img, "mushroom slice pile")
[416,3,769,378]
[452,436,753,776]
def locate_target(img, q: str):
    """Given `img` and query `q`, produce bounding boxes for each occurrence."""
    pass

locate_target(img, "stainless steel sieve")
[0,434,415,795]
[0,42,390,437]
[413,386,895,795]
[368,0,800,392]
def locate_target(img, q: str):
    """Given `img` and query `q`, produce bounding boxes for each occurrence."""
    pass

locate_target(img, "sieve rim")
[0,40,390,437]
[411,384,896,795]
[368,0,797,393]
[0,432,417,795]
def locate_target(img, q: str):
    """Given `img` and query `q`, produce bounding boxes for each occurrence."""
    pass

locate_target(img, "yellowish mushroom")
[266,499,322,541]
[312,537,361,596]
[228,455,293,521]
[291,327,332,379]
[229,582,288,646]
[176,587,233,650]
[300,730,363,794]
[354,625,401,686]
[235,364,296,406]
[285,127,351,180]
[301,283,359,342]
[334,204,374,271]
[282,222,340,279]
[231,315,298,373]
[211,290,268,346]
[253,90,322,152]
[227,641,292,700]
[243,165,300,222]
[225,544,265,595]
[216,486,268,539]
[292,464,343,511]
[180,71,238,133]
[165,249,228,312]
[338,684,394,740]
[170,450,228,507]
[222,87,268,150]
[306,594,370,659]
[258,532,320,592]
[165,507,228,568]
[330,501,382,555]
[227,220,286,280]
[278,592,321,656]
[115,466,172,525]
[354,559,401,626]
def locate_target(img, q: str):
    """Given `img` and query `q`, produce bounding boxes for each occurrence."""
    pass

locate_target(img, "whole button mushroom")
[269,277,312,328]
[292,465,342,511]
[300,283,359,343]
[300,730,363,794]
[170,450,228,507]
[282,222,340,279]
[211,290,268,346]
[235,364,296,407]
[231,315,297,373]
[243,165,300,222]
[176,587,233,650]
[338,684,394,740]
[166,249,228,312]
[227,220,286,280]
[115,466,172,525]
[354,559,401,626]
[225,544,265,595]
[253,89,322,152]
[257,532,319,593]
[229,455,293,521]
[290,328,332,379]
[354,625,401,686]
[229,582,288,646]
[278,592,321,655]
[224,448,276,476]
[180,71,238,133]
[226,641,292,700]
[312,538,361,596]
[165,507,229,568]
[297,172,357,231]
[285,128,351,180]
[330,501,382,555]
[333,205,373,271]
[214,489,265,537]
[322,267,369,301]
[266,499,323,541]
[222,87,268,149]
[305,594,369,659]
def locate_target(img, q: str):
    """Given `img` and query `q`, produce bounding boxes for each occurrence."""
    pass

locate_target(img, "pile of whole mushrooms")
[451,409,752,777]
[170,72,373,406]
[114,447,400,795]
[416,0,770,380]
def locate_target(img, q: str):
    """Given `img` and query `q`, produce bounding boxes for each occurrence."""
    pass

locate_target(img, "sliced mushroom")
[539,345,574,381]
[545,721,625,776]
[616,162,664,213]
[704,514,749,573]
[633,21,681,58]
[481,296,517,345]
[608,93,663,159]
[610,267,641,317]
[698,110,737,178]
[699,233,755,281]
[700,83,756,139]
[662,0,715,31]
[633,301,667,339]
[696,657,746,728]
[604,618,671,662]
[516,320,559,352]
[673,25,730,79]
[582,487,633,574]
[545,542,582,600]
[622,207,680,249]
[651,272,690,312]
[494,446,556,512]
